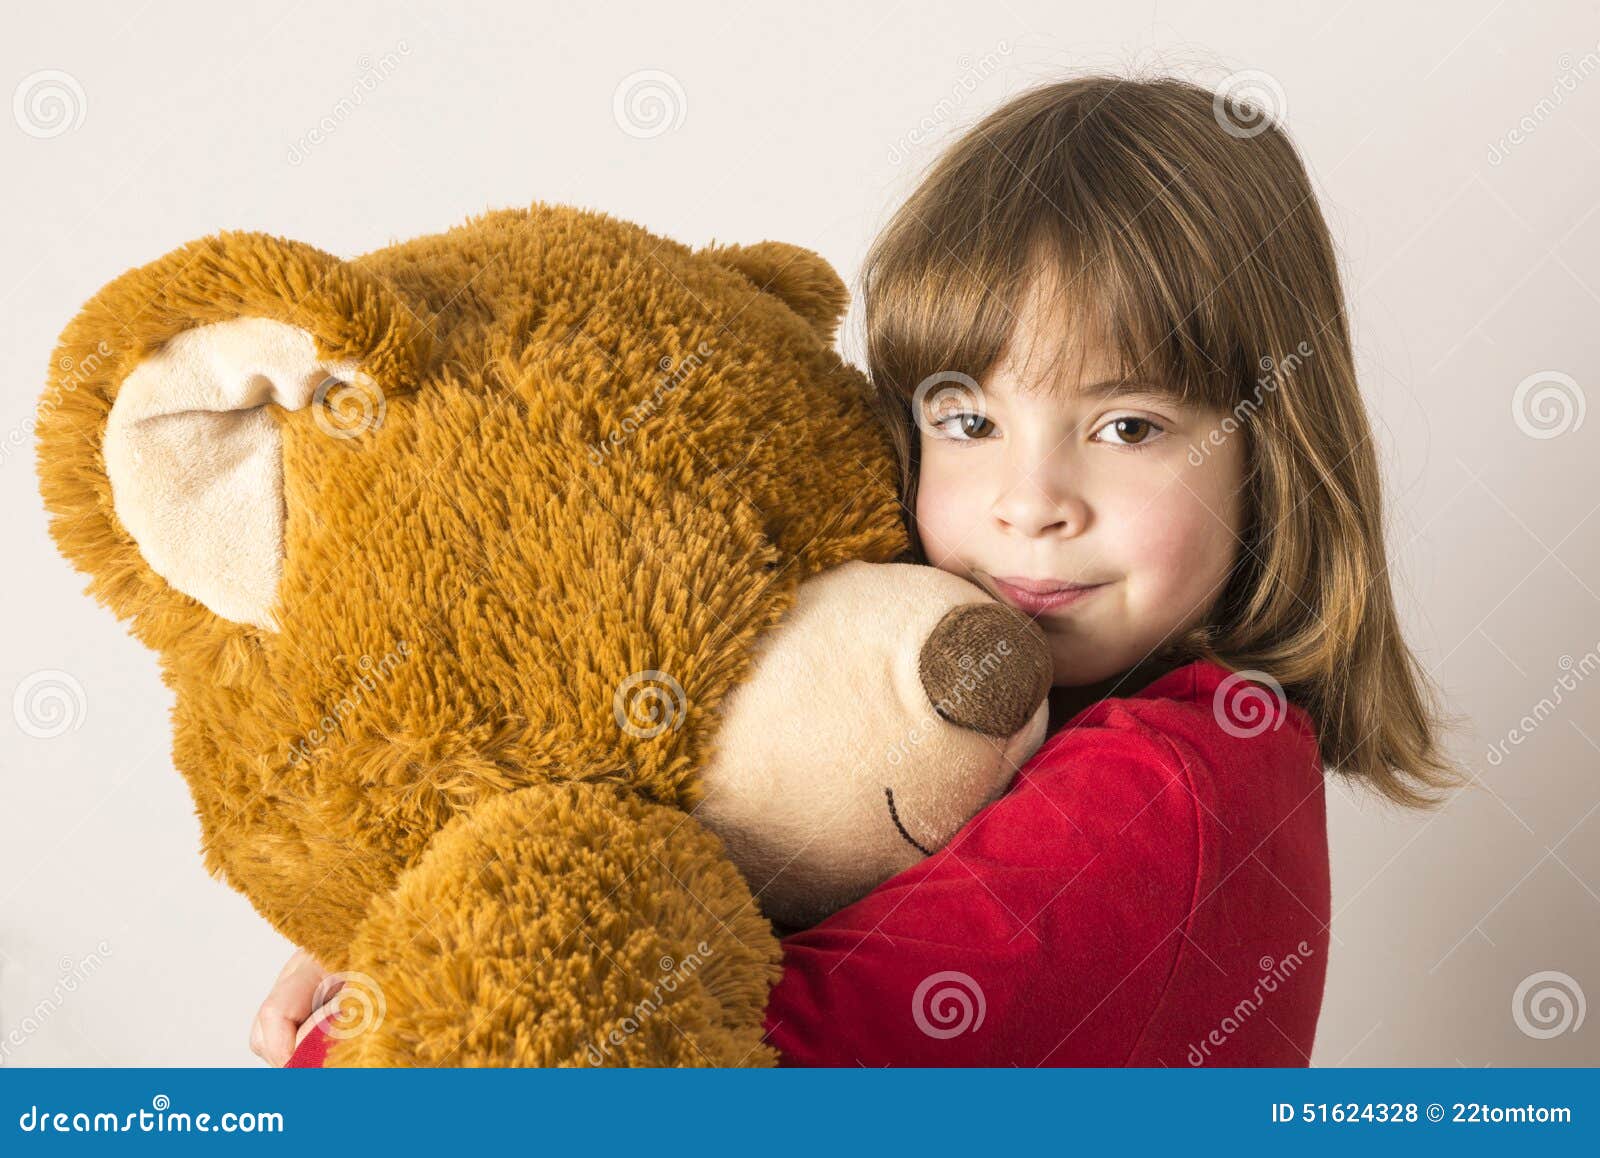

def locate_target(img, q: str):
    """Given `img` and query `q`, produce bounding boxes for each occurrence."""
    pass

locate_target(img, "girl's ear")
[698,240,851,344]
[36,231,430,647]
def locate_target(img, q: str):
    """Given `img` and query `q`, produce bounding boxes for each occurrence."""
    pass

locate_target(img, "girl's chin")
[1046,636,1156,687]
[1046,656,1122,689]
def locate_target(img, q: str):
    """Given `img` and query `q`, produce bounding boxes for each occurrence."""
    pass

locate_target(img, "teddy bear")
[35,203,1052,1066]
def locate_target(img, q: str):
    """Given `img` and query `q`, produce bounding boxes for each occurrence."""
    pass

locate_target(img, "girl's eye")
[1091,415,1164,448]
[932,411,996,441]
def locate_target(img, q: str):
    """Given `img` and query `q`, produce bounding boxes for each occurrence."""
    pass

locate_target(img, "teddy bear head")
[36,204,927,962]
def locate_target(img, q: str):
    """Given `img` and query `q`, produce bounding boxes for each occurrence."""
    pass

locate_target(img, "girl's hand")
[248,948,339,1066]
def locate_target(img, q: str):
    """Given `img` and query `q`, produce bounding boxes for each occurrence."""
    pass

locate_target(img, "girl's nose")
[917,602,1052,737]
[990,476,1089,538]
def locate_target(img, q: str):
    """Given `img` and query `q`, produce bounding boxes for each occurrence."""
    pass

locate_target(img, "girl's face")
[915,289,1248,689]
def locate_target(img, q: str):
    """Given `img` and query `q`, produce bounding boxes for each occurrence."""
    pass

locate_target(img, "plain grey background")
[2,0,1596,1065]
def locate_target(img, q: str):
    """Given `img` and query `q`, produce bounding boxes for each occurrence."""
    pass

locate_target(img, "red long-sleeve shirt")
[762,657,1331,1066]
[289,658,1329,1068]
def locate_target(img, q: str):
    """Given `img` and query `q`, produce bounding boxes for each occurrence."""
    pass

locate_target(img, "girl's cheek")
[914,467,984,576]
[1113,469,1240,615]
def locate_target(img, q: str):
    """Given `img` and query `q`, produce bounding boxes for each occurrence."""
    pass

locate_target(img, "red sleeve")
[761,712,1204,1067]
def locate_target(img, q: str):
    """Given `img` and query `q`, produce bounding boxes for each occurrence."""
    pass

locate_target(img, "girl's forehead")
[986,286,1211,412]
[993,250,1235,414]
[993,271,1144,390]
[989,333,1172,405]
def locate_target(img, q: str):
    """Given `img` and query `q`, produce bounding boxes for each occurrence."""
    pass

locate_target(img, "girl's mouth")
[987,575,1108,616]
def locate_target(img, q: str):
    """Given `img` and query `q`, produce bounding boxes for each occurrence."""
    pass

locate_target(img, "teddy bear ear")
[100,317,379,631]
[37,231,429,641]
[699,240,851,344]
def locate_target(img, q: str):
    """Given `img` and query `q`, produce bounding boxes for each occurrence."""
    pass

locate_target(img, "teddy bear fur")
[35,203,911,1065]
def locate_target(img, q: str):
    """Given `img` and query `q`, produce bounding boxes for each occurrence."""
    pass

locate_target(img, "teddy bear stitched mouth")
[884,786,935,856]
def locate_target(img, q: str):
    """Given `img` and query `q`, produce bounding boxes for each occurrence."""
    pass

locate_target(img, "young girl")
[255,73,1458,1068]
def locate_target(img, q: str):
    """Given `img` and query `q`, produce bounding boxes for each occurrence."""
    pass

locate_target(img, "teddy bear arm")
[322,780,784,1067]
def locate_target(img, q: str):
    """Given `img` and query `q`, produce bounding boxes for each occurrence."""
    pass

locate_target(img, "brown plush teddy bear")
[35,203,1051,1066]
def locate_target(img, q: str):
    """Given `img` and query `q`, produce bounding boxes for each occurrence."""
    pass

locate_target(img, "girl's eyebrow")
[997,372,1188,408]
[1068,377,1182,405]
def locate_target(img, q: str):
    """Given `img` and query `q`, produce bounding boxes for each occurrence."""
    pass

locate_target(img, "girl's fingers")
[250,1007,296,1067]
[249,948,333,1066]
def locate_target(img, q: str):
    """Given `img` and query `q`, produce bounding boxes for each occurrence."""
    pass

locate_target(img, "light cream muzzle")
[697,560,1053,931]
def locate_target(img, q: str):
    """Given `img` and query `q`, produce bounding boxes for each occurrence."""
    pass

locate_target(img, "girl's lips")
[987,576,1108,615]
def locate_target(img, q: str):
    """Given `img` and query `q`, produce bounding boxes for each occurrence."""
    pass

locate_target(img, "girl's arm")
[259,725,1200,1067]
[761,725,1202,1066]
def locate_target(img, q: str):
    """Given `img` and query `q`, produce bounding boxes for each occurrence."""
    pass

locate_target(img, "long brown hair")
[860,74,1461,808]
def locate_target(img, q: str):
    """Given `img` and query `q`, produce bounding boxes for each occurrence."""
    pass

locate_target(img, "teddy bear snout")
[917,602,1053,737]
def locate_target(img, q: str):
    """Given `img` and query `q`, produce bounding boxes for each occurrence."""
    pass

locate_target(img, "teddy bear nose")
[917,602,1053,736]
